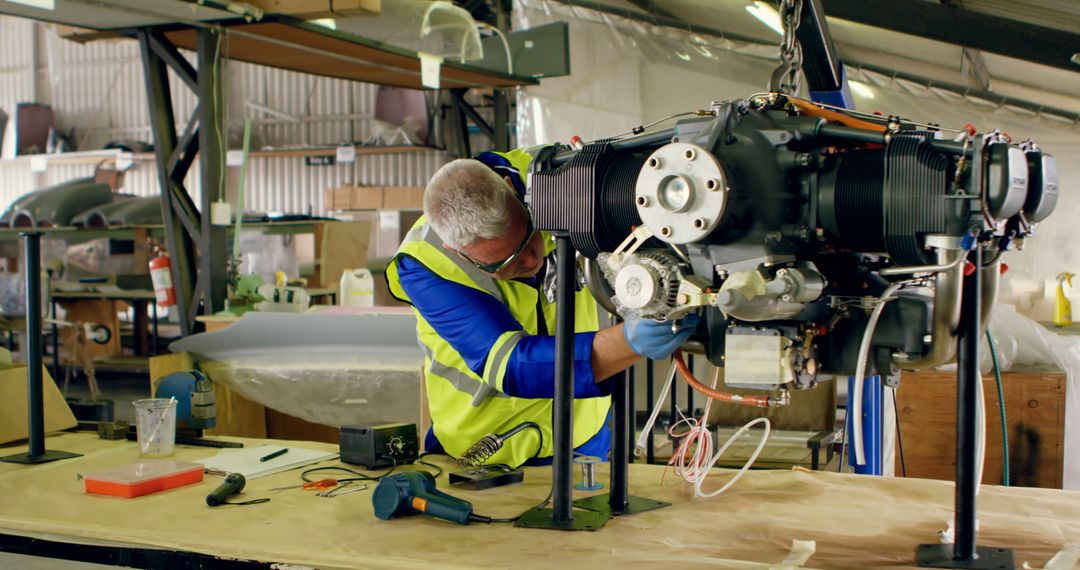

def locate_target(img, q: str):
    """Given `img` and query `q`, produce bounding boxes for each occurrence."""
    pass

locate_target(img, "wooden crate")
[896,366,1065,488]
[58,299,123,362]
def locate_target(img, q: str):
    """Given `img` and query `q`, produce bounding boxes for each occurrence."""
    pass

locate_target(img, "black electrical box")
[340,423,419,469]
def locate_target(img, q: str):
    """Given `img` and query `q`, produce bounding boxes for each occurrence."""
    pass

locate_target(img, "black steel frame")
[446,88,512,158]
[917,247,1015,569]
[137,28,227,336]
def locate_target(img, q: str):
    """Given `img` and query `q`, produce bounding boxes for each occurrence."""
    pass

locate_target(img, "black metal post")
[516,236,609,530]
[916,246,1014,569]
[628,364,635,464]
[552,235,576,522]
[646,359,655,464]
[0,233,80,465]
[955,248,981,559]
[152,301,159,356]
[572,333,667,517]
[25,233,44,457]
[609,368,629,513]
[515,236,610,531]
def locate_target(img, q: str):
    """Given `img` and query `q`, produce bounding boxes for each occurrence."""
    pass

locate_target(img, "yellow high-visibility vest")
[385,150,609,467]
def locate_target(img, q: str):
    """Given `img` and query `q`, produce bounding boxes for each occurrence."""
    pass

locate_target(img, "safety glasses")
[458,215,535,274]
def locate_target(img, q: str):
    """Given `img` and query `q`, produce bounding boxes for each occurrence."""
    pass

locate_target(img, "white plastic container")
[254,285,311,312]
[339,268,375,307]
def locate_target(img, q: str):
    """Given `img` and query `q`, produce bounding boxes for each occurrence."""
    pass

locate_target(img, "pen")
[260,448,288,462]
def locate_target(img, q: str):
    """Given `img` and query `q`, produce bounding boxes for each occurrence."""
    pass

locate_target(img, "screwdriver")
[269,478,339,491]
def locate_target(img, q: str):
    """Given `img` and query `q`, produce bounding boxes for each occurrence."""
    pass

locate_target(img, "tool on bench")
[373,472,493,525]
[268,477,340,492]
[317,483,369,498]
[448,422,540,490]
[206,473,268,507]
[132,371,242,448]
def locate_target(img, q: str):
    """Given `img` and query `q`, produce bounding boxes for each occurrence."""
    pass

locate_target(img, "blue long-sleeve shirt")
[396,255,612,463]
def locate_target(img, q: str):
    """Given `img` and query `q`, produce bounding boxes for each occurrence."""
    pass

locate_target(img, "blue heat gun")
[372,472,492,525]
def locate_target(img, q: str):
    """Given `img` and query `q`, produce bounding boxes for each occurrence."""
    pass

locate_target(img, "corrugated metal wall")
[0,17,33,119]
[0,15,448,219]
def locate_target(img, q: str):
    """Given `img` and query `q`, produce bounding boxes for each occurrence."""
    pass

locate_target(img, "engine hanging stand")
[916,247,1015,569]
[515,235,610,531]
[573,365,669,516]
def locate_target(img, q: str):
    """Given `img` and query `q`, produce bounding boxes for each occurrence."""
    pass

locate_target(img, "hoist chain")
[767,0,804,94]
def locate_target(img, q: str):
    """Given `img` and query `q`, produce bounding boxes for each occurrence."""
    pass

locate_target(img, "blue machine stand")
[847,375,883,476]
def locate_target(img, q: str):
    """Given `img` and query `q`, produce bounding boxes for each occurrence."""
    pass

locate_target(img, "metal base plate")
[573,493,670,516]
[448,466,524,490]
[513,506,610,531]
[916,544,1016,569]
[0,449,82,464]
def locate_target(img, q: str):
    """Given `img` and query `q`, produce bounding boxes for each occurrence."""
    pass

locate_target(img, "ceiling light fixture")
[849,80,875,100]
[1071,53,1080,66]
[745,1,785,36]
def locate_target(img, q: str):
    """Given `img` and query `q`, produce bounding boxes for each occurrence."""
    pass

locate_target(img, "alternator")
[603,251,683,320]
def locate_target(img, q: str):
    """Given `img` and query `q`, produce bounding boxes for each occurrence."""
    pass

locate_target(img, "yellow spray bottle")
[1054,272,1075,327]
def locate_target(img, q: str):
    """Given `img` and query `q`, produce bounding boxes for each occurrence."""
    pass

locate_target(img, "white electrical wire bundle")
[635,361,678,458]
[850,281,907,466]
[665,367,772,499]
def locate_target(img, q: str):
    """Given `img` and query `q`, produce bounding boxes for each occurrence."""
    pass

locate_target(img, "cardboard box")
[324,186,351,211]
[246,0,379,19]
[350,185,384,210]
[319,221,371,288]
[382,186,425,210]
[0,365,78,445]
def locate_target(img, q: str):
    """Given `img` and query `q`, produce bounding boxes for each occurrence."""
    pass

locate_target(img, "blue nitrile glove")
[624,313,700,360]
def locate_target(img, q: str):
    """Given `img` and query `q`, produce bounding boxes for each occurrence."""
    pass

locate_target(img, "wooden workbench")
[0,432,1077,569]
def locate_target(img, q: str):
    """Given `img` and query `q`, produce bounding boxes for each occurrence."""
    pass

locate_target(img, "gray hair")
[424,158,513,249]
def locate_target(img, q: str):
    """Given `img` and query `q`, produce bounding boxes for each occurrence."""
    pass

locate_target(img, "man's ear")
[504,175,514,188]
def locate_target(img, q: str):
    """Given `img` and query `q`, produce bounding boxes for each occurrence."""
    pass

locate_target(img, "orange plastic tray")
[84,460,204,498]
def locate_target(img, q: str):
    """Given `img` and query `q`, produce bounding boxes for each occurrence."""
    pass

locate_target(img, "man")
[386,149,697,468]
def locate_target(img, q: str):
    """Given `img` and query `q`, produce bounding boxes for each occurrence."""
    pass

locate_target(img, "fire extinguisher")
[149,248,177,307]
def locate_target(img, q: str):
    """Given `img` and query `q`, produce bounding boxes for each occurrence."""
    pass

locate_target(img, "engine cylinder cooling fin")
[532,143,646,258]
[820,149,887,253]
[600,156,647,246]
[883,134,952,266]
[820,134,953,265]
